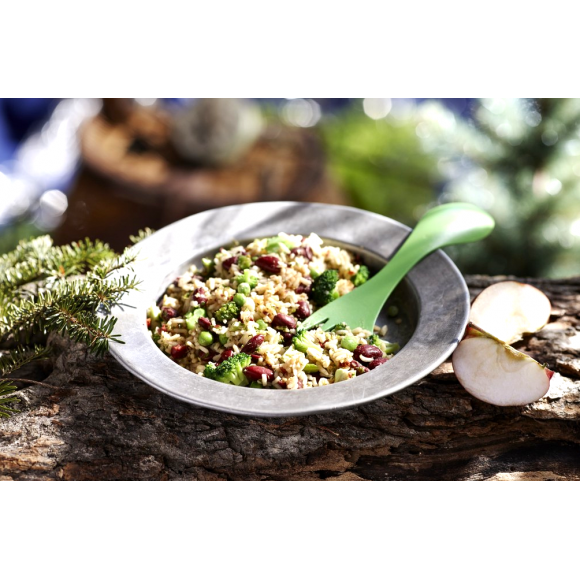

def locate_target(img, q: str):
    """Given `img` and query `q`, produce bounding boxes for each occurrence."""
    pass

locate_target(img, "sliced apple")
[470,281,551,345]
[452,323,553,406]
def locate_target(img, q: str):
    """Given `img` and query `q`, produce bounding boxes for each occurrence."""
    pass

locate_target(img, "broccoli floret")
[351,265,370,287]
[310,267,323,279]
[311,269,339,306]
[329,322,348,332]
[237,255,253,270]
[212,352,251,386]
[215,301,240,323]
[203,362,218,380]
[369,334,400,355]
[236,270,258,289]
[293,329,323,357]
[266,236,297,254]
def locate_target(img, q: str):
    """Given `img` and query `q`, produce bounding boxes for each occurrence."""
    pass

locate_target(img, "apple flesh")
[452,324,553,406]
[470,281,551,345]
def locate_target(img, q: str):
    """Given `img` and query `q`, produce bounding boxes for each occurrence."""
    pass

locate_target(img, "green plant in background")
[416,98,580,278]
[322,98,580,279]
[320,103,439,226]
[0,231,148,417]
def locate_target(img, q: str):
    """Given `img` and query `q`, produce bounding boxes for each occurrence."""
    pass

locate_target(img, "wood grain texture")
[2,275,580,481]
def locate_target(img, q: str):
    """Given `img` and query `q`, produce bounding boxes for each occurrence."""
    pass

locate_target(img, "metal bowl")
[109,202,469,417]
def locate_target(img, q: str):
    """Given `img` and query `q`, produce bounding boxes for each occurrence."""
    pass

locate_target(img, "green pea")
[199,331,214,347]
[341,336,358,352]
[257,319,268,331]
[238,282,251,296]
[304,364,319,373]
[219,334,229,346]
[387,305,399,317]
[234,293,246,307]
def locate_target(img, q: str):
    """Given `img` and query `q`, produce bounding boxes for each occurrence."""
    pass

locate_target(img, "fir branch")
[0,233,143,419]
[3,291,123,355]
[0,345,52,377]
[129,228,155,245]
[0,237,117,295]
[0,382,19,418]
[90,250,138,281]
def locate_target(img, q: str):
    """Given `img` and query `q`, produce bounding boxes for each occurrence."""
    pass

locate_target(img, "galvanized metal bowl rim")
[109,201,469,417]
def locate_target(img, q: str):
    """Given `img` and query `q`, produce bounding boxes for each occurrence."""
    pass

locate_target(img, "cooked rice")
[148,233,398,389]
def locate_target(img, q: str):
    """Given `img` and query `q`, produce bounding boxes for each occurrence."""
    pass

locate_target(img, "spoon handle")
[357,203,495,321]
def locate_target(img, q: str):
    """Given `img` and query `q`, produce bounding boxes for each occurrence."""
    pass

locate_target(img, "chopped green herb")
[341,336,358,352]
[304,364,319,373]
[185,308,206,330]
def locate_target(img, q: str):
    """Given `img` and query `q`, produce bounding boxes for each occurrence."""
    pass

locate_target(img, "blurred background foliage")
[320,103,438,224]
[2,98,580,279]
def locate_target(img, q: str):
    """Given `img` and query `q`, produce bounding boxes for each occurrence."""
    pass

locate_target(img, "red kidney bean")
[354,344,383,364]
[222,256,238,271]
[281,331,294,346]
[218,349,234,363]
[272,313,297,330]
[243,366,274,382]
[251,353,262,362]
[255,255,281,274]
[199,317,212,330]
[295,276,312,295]
[171,277,181,286]
[161,307,178,321]
[171,345,189,360]
[294,300,311,321]
[200,349,216,362]
[242,334,265,354]
[291,246,314,261]
[193,288,207,305]
[368,357,389,370]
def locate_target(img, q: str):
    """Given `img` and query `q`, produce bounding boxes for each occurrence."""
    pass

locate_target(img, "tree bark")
[2,275,580,481]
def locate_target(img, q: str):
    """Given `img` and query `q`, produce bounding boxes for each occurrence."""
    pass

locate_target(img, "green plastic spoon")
[301,202,495,332]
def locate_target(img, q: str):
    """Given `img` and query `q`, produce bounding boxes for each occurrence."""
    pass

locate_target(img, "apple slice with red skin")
[470,281,551,345]
[452,323,553,406]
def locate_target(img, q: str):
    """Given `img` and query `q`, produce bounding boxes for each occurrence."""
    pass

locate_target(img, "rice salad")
[147,233,399,389]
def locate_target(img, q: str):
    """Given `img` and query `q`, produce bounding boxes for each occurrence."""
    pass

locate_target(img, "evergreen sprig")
[0,345,52,376]
[0,382,18,418]
[0,232,149,417]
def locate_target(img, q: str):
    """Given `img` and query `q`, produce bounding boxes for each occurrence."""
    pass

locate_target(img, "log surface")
[2,275,580,481]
